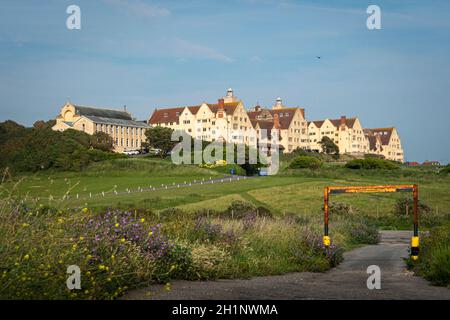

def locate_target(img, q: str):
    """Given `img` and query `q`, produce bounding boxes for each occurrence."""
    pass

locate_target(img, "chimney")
[255,104,261,112]
[124,105,128,113]
[273,113,280,129]
[217,98,225,118]
[340,116,346,126]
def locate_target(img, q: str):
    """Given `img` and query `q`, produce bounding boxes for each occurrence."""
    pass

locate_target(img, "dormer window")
[163,112,168,118]
[176,112,180,116]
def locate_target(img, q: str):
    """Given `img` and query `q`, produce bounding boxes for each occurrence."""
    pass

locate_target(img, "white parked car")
[123,150,140,155]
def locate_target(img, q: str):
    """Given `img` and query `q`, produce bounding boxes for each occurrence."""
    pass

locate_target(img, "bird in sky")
[316,56,321,59]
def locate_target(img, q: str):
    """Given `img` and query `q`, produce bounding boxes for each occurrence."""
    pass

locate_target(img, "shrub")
[0,205,194,299]
[440,164,450,174]
[289,156,322,169]
[293,229,343,271]
[393,197,431,217]
[327,202,359,216]
[224,201,256,219]
[411,222,450,287]
[345,158,399,170]
[348,222,380,244]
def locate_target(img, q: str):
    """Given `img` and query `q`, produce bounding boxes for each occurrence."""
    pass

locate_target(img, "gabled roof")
[148,102,240,124]
[148,107,186,124]
[248,107,302,130]
[308,120,325,128]
[364,127,394,146]
[329,118,356,128]
[309,117,357,129]
[73,105,132,120]
[207,101,240,115]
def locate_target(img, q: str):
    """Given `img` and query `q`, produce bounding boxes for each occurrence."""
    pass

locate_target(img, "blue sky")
[0,0,449,163]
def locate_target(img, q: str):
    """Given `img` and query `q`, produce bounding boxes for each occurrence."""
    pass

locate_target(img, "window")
[176,112,180,116]
[164,113,168,118]
[82,124,86,131]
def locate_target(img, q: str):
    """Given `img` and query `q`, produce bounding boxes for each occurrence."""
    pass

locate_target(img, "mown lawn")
[2,159,450,229]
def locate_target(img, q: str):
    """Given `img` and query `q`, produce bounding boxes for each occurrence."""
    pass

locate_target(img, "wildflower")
[82,208,89,214]
[86,271,91,276]
[120,238,126,243]
[72,244,77,251]
[140,218,145,223]
[148,231,153,236]
[164,283,171,292]
[99,265,106,270]
[22,223,30,228]
[23,254,30,260]
[111,255,115,260]
[107,277,112,282]
[115,223,119,228]
[58,218,63,223]
[87,255,92,260]
[79,236,84,241]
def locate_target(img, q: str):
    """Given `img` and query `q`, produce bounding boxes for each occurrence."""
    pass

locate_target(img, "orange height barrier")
[323,185,419,260]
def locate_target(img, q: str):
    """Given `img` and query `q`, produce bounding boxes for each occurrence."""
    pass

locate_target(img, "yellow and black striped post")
[411,184,420,260]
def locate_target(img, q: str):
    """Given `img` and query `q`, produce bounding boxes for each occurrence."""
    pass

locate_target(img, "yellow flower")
[79,236,84,241]
[99,265,106,270]
[148,231,153,236]
[107,278,112,282]
[164,283,171,292]
[115,223,119,228]
[23,254,30,260]
[140,218,145,223]
[87,254,92,260]
[111,255,115,260]
[22,223,30,228]
[86,271,91,276]
[120,238,126,243]
[82,208,88,214]
[57,218,63,223]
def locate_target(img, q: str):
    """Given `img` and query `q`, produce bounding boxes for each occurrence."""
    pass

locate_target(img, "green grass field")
[3,158,449,229]
[1,157,449,299]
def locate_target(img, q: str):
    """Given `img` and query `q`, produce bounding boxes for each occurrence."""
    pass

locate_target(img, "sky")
[0,0,449,163]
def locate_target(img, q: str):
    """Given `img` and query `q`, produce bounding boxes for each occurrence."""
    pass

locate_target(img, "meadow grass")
[1,158,449,298]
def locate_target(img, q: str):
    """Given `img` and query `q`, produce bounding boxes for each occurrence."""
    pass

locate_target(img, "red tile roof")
[148,102,239,125]
[364,128,394,146]
[247,107,303,130]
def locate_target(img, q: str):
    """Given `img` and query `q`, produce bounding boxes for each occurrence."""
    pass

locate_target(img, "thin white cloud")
[172,38,234,63]
[103,0,170,18]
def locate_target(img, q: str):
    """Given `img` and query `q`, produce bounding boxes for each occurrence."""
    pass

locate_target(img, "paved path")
[124,231,450,300]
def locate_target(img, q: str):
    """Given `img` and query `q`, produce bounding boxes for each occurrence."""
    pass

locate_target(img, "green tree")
[90,132,114,152]
[144,126,176,157]
[319,136,339,155]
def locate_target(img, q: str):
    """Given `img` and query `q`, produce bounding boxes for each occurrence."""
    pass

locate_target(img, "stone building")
[52,102,150,153]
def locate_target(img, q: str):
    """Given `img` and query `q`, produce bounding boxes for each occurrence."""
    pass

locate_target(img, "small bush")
[328,202,359,216]
[289,156,322,170]
[440,164,450,174]
[411,222,450,287]
[393,197,431,217]
[224,200,256,219]
[348,222,380,244]
[345,158,399,170]
[293,229,343,271]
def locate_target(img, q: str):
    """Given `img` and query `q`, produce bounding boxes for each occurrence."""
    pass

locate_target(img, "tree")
[144,126,176,157]
[33,120,56,130]
[319,136,339,155]
[90,132,114,152]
